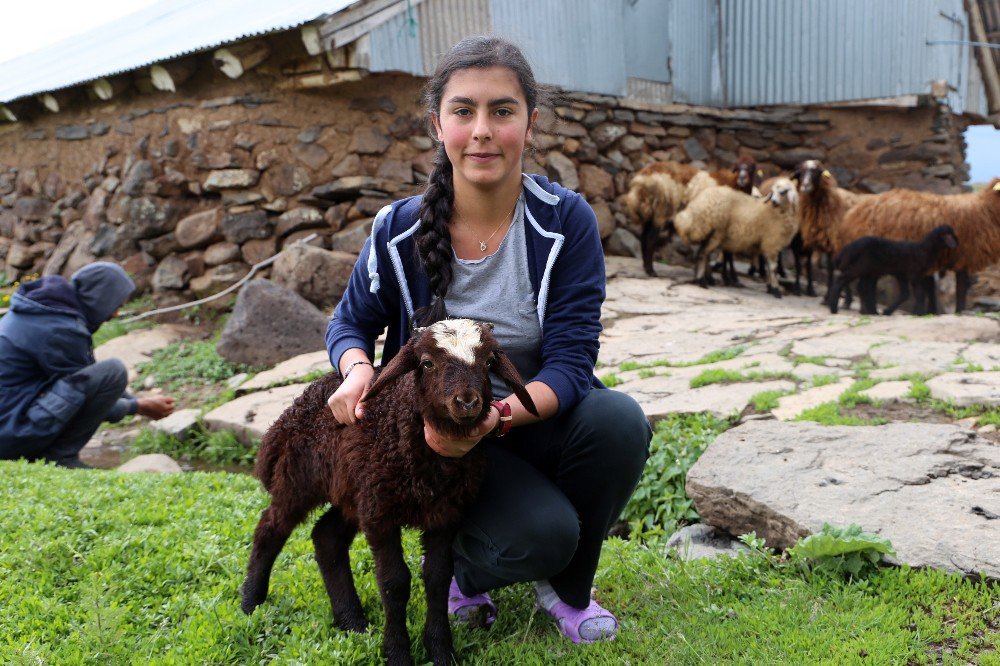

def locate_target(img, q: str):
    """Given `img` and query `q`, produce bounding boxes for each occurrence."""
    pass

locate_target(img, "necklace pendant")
[479,241,487,252]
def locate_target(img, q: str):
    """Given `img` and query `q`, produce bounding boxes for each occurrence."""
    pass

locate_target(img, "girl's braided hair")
[414,35,542,327]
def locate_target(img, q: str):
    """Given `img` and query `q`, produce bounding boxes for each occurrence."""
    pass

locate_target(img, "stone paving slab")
[203,383,307,445]
[926,372,1000,407]
[95,325,194,380]
[772,377,856,421]
[860,314,1000,343]
[963,343,1000,371]
[239,350,331,394]
[150,408,201,441]
[789,334,896,360]
[869,341,968,374]
[642,380,796,420]
[859,381,913,403]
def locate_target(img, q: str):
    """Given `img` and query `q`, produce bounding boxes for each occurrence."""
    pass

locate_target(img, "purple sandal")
[448,577,497,628]
[540,599,619,644]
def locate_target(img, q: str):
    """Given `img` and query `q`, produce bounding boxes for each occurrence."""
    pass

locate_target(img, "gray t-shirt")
[444,196,542,399]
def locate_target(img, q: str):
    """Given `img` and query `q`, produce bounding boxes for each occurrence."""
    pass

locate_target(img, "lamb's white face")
[429,319,483,365]
[768,178,798,208]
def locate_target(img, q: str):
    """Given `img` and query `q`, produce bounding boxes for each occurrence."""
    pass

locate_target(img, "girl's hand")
[327,364,375,425]
[423,405,501,457]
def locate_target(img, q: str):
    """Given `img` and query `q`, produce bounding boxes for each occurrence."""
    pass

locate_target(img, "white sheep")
[674,177,799,298]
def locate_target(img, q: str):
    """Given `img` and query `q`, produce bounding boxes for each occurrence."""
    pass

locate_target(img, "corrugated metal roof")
[0,0,355,104]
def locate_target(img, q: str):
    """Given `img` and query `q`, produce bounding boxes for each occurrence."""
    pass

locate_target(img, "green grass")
[750,389,794,412]
[793,402,888,427]
[135,339,253,391]
[3,461,1000,664]
[838,379,879,409]
[599,372,621,388]
[637,368,656,380]
[689,368,796,389]
[611,345,749,374]
[810,373,841,387]
[623,413,734,540]
[791,355,829,366]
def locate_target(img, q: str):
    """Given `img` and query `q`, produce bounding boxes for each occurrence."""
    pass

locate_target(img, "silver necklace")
[459,199,519,253]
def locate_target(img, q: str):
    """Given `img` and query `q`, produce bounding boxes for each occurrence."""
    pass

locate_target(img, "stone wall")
[0,39,973,304]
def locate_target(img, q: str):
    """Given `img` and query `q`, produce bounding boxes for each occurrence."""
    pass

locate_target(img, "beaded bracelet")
[343,360,373,379]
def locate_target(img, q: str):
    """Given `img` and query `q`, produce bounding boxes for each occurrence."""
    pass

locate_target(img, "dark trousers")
[453,388,651,609]
[1,359,128,465]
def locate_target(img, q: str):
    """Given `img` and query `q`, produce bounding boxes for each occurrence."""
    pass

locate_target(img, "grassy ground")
[2,461,1000,665]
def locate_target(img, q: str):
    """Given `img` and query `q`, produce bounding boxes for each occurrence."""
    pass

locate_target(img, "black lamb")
[829,224,958,316]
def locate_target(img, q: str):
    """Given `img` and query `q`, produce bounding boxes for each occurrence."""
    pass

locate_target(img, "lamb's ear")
[364,344,419,402]
[492,350,539,417]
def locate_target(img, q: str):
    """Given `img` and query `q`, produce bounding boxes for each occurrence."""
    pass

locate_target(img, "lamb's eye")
[421,359,434,370]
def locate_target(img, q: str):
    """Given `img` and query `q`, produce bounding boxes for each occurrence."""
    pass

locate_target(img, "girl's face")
[431,66,537,194]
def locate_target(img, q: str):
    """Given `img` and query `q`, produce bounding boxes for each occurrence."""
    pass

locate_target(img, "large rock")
[271,244,355,310]
[203,383,308,444]
[687,421,1000,579]
[175,208,223,248]
[237,350,331,394]
[117,453,182,474]
[216,279,328,366]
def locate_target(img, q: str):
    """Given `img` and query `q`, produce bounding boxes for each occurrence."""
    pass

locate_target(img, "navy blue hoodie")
[0,263,136,446]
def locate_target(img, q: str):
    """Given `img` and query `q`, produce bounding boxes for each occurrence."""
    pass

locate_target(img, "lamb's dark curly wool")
[241,320,538,666]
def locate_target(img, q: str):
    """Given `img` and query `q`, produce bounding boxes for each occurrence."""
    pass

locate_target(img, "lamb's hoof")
[767,287,783,299]
[806,287,818,297]
[240,588,265,615]
[337,613,370,633]
[644,267,656,278]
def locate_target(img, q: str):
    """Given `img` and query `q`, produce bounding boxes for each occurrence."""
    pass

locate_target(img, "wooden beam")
[150,59,197,92]
[966,0,1000,114]
[301,25,323,56]
[37,88,80,113]
[326,34,372,71]
[89,76,130,101]
[279,69,367,90]
[213,40,271,79]
[281,56,325,77]
[320,0,425,51]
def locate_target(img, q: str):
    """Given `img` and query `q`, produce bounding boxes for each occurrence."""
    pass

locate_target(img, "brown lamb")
[241,319,538,666]
[837,178,1000,312]
[626,157,757,277]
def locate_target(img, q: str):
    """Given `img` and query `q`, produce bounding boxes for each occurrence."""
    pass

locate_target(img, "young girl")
[326,35,650,644]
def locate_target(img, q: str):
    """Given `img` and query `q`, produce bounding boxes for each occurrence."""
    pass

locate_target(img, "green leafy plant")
[794,401,887,426]
[810,373,840,387]
[135,340,253,391]
[129,426,257,466]
[638,368,656,380]
[623,413,733,540]
[690,368,796,389]
[600,372,621,388]
[789,523,896,580]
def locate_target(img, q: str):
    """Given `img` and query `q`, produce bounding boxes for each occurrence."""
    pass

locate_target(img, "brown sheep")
[626,158,757,277]
[241,319,538,666]
[792,160,872,299]
[837,178,1000,312]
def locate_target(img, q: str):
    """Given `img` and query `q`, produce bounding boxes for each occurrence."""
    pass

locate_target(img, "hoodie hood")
[12,275,85,318]
[70,262,136,332]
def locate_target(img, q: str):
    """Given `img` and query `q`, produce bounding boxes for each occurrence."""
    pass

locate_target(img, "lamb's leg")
[723,252,741,286]
[421,528,458,666]
[241,502,310,614]
[912,278,929,316]
[883,275,909,315]
[858,278,878,315]
[312,507,368,632]
[697,237,722,288]
[956,270,970,312]
[366,525,413,666]
[828,274,845,314]
[640,219,658,277]
[764,255,782,298]
[805,250,817,297]
[775,251,787,278]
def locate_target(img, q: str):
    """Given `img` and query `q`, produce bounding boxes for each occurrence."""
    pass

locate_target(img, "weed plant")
[135,340,253,391]
[130,427,258,466]
[623,413,733,540]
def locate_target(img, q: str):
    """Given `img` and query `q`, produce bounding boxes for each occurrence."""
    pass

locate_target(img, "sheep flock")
[626,156,1000,315]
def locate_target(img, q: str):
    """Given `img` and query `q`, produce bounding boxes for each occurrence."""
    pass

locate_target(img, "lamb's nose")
[455,395,481,413]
